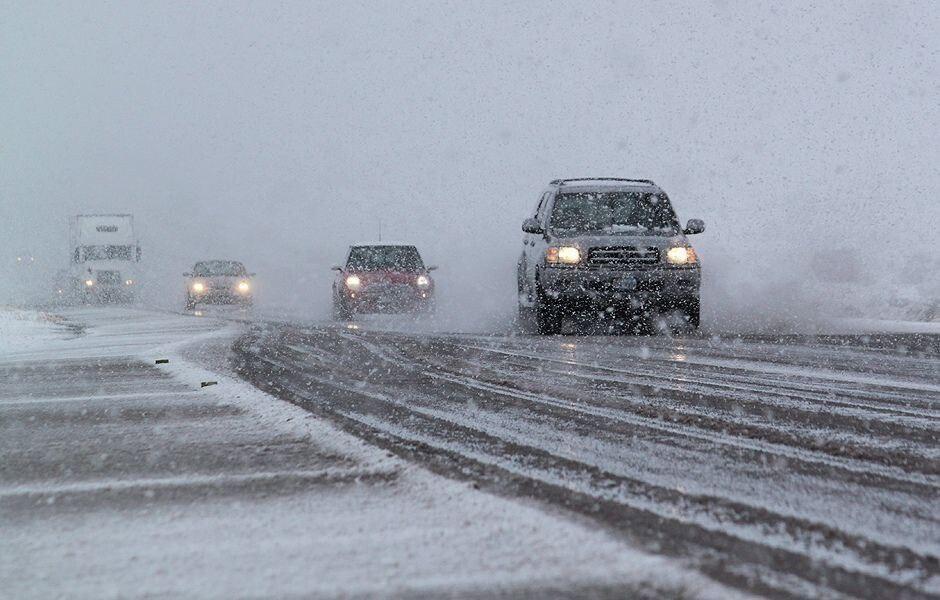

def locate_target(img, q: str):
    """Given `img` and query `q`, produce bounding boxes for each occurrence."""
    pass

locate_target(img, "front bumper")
[345,286,433,313]
[191,290,253,304]
[82,284,136,301]
[538,266,699,307]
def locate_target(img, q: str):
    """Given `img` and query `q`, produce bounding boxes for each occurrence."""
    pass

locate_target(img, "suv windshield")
[347,246,424,271]
[549,192,678,235]
[193,261,247,277]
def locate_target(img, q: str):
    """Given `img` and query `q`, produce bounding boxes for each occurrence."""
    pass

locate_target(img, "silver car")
[184,260,255,310]
[517,178,704,334]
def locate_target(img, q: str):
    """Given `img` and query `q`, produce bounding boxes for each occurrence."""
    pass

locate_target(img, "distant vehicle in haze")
[332,244,436,319]
[68,214,141,303]
[518,178,704,334]
[184,260,255,311]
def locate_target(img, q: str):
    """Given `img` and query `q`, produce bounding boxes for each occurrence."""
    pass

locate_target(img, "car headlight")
[237,280,251,293]
[125,279,134,286]
[191,281,206,293]
[666,246,698,265]
[345,274,362,291]
[546,246,581,265]
[84,279,95,287]
[416,275,430,288]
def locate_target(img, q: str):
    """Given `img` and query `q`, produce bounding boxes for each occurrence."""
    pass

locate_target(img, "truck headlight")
[415,275,430,288]
[237,280,251,293]
[546,246,581,265]
[666,246,697,265]
[191,281,205,293]
[345,274,362,291]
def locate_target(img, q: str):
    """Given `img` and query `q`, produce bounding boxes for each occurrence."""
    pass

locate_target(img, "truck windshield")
[347,246,424,271]
[193,261,247,277]
[81,245,134,261]
[549,192,679,235]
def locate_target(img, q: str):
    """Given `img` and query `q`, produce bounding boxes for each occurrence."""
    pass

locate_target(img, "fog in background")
[3,1,938,332]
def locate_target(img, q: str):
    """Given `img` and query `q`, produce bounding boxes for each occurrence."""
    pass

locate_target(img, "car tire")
[517,304,536,333]
[655,298,699,334]
[684,297,701,329]
[332,300,352,321]
[534,294,562,335]
[185,297,196,312]
[420,299,437,316]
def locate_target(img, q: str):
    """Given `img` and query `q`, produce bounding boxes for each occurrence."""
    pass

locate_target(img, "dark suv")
[517,178,704,334]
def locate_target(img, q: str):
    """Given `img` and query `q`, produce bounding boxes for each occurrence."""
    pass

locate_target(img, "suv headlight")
[666,246,698,265]
[237,280,251,293]
[415,275,430,288]
[345,274,362,291]
[191,281,205,293]
[546,246,582,265]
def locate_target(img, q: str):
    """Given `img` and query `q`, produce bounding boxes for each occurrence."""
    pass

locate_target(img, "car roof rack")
[550,177,656,186]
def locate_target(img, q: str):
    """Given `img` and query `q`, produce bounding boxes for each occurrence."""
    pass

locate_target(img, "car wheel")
[682,297,700,329]
[420,299,437,316]
[653,298,699,335]
[534,293,562,335]
[517,304,536,333]
[185,297,196,311]
[332,300,352,321]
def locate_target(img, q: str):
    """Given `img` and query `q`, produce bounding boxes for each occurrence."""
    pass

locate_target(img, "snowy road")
[234,320,940,599]
[1,308,736,599]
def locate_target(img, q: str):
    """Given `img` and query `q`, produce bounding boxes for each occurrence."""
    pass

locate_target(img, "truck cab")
[69,214,141,303]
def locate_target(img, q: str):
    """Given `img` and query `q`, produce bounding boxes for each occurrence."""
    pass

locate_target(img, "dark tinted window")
[347,246,424,271]
[82,245,134,261]
[193,261,247,276]
[549,192,678,234]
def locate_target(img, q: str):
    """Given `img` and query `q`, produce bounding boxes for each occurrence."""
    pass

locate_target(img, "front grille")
[364,284,414,300]
[588,246,660,267]
[96,270,121,284]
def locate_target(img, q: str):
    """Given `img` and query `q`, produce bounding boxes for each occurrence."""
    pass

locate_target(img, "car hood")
[549,233,688,250]
[351,271,426,285]
[191,275,247,286]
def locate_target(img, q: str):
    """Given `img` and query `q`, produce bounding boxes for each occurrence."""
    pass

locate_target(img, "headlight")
[237,280,251,293]
[345,274,362,291]
[666,246,698,265]
[191,282,206,293]
[125,279,134,286]
[546,246,581,265]
[416,275,430,288]
[84,279,94,287]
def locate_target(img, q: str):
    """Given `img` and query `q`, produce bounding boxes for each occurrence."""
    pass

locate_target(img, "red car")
[332,244,437,319]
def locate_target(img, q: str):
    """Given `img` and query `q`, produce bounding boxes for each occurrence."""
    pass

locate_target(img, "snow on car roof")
[556,181,659,190]
[349,242,418,248]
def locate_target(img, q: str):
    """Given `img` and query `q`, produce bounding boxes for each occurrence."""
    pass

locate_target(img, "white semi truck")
[68,214,141,303]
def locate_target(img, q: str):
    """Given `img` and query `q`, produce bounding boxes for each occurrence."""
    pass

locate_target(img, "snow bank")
[0,308,73,355]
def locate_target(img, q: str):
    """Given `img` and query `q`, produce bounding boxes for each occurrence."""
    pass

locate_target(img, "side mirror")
[248,272,257,277]
[683,219,705,235]
[427,265,439,271]
[331,265,343,271]
[183,272,192,277]
[522,218,544,234]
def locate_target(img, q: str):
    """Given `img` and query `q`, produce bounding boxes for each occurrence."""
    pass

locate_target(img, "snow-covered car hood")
[549,233,689,250]
[189,275,248,287]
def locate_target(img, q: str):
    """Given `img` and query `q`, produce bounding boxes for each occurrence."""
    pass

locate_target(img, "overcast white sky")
[2,1,938,326]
